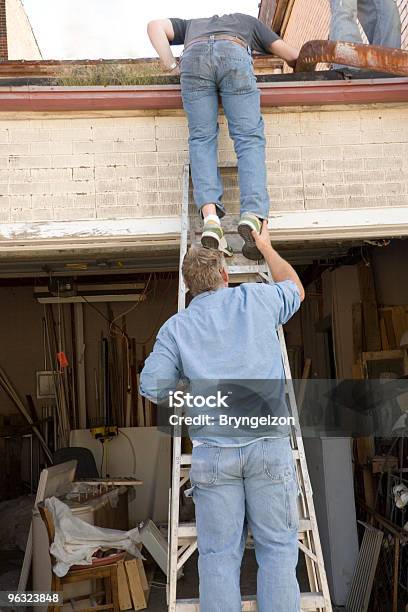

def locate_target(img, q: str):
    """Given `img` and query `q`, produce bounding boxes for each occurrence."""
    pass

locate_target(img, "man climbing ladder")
[140,222,306,611]
[147,14,299,260]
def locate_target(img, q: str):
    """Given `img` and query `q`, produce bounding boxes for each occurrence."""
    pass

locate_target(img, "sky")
[22,0,259,60]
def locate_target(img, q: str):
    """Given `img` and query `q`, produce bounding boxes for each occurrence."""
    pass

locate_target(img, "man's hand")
[269,40,299,70]
[168,64,180,76]
[252,221,305,300]
[251,220,273,256]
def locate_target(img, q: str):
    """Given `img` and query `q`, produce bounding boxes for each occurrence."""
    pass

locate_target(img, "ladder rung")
[175,593,326,610]
[228,265,268,275]
[178,519,312,541]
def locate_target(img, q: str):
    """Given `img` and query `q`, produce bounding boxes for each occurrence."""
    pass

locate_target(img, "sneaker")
[238,213,263,261]
[201,221,233,257]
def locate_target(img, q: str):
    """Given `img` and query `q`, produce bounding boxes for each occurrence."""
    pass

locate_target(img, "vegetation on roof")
[58,63,178,86]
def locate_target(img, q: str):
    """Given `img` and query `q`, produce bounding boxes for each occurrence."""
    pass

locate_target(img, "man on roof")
[147,14,299,260]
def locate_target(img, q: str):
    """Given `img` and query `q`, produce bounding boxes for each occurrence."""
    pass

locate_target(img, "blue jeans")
[186,437,300,612]
[180,39,270,220]
[330,0,401,48]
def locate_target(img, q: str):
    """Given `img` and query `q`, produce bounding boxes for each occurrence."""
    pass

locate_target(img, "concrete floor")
[146,548,309,610]
[0,547,310,611]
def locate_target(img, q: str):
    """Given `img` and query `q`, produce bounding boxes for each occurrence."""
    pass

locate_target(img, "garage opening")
[0,235,407,611]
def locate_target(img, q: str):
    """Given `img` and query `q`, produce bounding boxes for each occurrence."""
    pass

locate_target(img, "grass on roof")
[58,63,178,86]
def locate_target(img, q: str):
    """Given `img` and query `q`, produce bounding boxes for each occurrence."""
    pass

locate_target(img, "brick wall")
[0,0,8,60]
[0,106,407,225]
[283,0,408,52]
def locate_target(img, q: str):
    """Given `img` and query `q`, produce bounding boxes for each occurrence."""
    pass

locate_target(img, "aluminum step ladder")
[167,162,332,611]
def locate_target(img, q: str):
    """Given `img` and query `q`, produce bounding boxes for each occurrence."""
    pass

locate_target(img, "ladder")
[167,162,332,611]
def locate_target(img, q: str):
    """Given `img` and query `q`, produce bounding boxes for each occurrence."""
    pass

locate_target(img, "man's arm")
[269,39,299,69]
[147,19,179,72]
[139,325,182,403]
[252,221,305,301]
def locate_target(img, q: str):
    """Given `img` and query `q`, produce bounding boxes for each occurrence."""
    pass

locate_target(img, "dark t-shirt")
[169,13,280,54]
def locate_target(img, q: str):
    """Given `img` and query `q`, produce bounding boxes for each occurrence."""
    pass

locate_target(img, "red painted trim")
[0,79,407,112]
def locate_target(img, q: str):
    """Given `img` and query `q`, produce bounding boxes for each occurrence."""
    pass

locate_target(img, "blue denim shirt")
[140,281,301,446]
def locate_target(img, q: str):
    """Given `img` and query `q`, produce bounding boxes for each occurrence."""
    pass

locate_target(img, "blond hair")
[182,246,226,296]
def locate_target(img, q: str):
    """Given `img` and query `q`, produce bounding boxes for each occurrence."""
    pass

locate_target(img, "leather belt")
[184,34,248,52]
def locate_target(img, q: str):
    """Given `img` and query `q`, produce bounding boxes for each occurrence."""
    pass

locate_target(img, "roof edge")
[0,77,406,111]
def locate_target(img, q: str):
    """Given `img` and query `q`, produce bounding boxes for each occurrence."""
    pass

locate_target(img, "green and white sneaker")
[201,221,233,257]
[238,213,263,261]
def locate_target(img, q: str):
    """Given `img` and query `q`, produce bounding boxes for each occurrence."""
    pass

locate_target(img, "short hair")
[182,246,226,296]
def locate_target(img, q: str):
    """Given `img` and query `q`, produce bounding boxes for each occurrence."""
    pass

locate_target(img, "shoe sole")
[238,222,263,261]
[201,233,220,250]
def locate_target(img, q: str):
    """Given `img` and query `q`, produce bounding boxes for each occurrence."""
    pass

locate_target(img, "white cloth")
[44,496,141,577]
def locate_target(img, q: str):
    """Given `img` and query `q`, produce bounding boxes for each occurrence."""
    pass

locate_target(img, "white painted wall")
[0,105,407,227]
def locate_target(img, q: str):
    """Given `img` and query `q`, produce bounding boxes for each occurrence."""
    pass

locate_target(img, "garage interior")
[0,231,407,612]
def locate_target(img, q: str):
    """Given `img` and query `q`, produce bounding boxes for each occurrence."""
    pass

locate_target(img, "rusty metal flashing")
[0,78,406,112]
[296,40,408,76]
[0,55,283,80]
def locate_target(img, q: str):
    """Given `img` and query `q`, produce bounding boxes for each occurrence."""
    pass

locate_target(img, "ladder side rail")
[169,163,191,611]
[266,268,332,611]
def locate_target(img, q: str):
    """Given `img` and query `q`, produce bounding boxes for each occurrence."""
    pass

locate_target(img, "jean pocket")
[262,438,294,482]
[189,444,221,486]
[285,476,300,531]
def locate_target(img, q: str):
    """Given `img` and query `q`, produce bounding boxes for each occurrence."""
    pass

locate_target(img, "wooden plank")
[136,559,149,594]
[125,559,147,611]
[392,306,408,346]
[362,301,382,351]
[117,561,132,611]
[352,302,363,361]
[382,309,397,349]
[358,262,377,302]
[380,317,390,350]
[362,349,405,361]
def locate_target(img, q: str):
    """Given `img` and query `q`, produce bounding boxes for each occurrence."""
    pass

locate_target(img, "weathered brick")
[302,146,342,160]
[94,152,134,167]
[31,168,72,181]
[73,167,94,181]
[321,132,361,145]
[303,172,344,185]
[365,182,404,196]
[0,207,10,222]
[114,139,156,153]
[346,196,384,208]
[304,185,325,199]
[53,207,95,220]
[73,140,114,154]
[387,195,408,206]
[52,154,93,168]
[156,139,188,152]
[268,172,303,187]
[96,206,140,219]
[344,170,385,183]
[96,193,117,207]
[325,183,365,197]
[324,159,364,172]
[365,157,403,170]
[343,144,383,159]
[9,155,52,168]
[266,147,301,161]
[305,197,347,210]
[37,194,72,209]
[96,179,140,193]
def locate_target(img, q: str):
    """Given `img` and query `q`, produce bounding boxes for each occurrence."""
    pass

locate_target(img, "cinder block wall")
[0,105,408,225]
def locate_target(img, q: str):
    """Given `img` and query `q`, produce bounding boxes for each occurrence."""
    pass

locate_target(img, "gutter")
[0,78,407,112]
